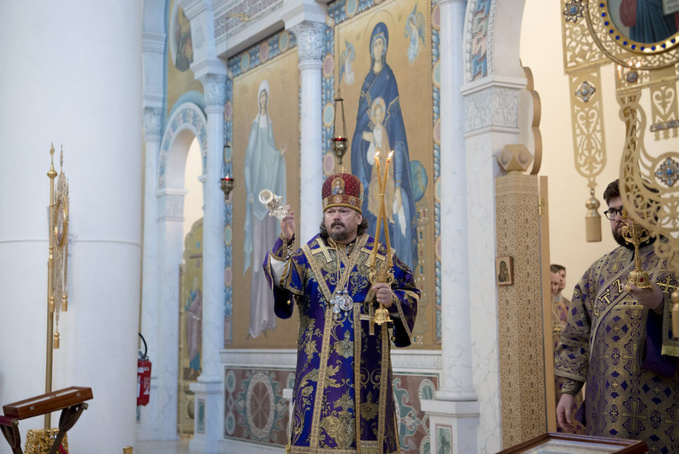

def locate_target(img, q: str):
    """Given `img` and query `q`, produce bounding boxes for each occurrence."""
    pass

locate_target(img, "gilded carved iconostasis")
[521,0,679,302]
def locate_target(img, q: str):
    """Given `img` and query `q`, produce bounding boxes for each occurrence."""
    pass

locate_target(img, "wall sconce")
[221,143,234,202]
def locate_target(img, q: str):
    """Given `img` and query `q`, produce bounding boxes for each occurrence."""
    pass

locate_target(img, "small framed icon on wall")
[496,256,513,286]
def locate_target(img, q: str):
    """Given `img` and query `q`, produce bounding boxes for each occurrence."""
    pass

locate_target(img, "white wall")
[184,138,204,239]
[0,2,143,452]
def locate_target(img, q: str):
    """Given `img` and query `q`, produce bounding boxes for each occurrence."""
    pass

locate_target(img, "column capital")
[290,21,327,63]
[197,72,227,108]
[143,106,163,139]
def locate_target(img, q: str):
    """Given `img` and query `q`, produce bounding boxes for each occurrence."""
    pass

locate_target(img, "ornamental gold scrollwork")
[51,147,70,350]
[571,0,679,332]
[562,0,609,241]
[562,0,607,70]
[649,66,679,141]
[617,78,679,335]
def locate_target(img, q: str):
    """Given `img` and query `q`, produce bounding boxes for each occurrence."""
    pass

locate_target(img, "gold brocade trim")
[393,297,412,342]
[661,344,679,357]
[589,249,635,351]
[310,307,335,448]
[302,235,369,303]
[353,305,362,454]
[25,429,69,454]
[377,326,390,450]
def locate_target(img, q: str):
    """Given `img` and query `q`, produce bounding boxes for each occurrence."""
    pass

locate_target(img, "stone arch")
[158,102,208,191]
[463,0,527,84]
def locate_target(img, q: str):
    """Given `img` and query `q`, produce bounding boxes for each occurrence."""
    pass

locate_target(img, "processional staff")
[368,150,394,328]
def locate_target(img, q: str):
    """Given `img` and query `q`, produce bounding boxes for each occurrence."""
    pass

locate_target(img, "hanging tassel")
[53,332,60,349]
[586,191,602,242]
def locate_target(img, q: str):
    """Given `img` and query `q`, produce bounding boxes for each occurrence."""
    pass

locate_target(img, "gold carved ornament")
[579,0,679,336]
[562,0,610,242]
[44,144,70,430]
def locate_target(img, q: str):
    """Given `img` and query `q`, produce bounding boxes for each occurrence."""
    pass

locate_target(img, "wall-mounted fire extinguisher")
[137,332,151,406]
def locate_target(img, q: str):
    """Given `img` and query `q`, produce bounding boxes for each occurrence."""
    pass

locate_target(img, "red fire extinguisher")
[137,333,151,406]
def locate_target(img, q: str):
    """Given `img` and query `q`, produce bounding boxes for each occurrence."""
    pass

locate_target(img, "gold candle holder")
[366,150,395,328]
[621,210,652,289]
[368,261,394,326]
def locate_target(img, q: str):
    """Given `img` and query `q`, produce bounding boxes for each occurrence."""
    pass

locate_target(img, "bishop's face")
[324,207,362,244]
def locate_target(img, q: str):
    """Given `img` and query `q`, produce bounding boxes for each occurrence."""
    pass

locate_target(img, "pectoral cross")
[309,240,334,263]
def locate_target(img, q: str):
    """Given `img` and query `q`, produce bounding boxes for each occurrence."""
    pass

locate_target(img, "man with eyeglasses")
[554,179,679,451]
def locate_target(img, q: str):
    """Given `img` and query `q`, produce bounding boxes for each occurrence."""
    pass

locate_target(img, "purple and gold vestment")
[264,233,419,453]
[555,243,679,452]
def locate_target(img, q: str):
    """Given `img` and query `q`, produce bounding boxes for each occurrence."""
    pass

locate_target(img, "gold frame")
[584,0,679,69]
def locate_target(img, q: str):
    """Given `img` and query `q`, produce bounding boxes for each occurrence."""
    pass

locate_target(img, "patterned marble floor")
[135,440,190,454]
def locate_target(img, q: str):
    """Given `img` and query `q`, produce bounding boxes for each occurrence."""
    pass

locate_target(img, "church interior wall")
[520,0,627,300]
[211,0,443,450]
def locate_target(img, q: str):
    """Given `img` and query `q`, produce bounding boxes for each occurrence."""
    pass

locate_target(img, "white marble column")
[190,68,227,454]
[438,0,477,403]
[0,2,142,453]
[422,0,480,452]
[137,27,166,441]
[289,21,326,243]
[157,187,187,440]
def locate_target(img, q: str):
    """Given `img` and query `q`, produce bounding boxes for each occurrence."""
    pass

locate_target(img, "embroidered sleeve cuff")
[271,234,295,261]
[560,377,584,395]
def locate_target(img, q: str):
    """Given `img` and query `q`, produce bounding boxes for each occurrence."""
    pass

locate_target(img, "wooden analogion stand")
[0,387,93,454]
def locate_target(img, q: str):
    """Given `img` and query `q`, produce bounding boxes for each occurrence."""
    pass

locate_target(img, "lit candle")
[374,152,382,189]
[382,151,394,266]
[371,152,382,267]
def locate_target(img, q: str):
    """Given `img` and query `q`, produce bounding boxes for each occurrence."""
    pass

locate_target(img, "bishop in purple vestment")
[263,172,419,453]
